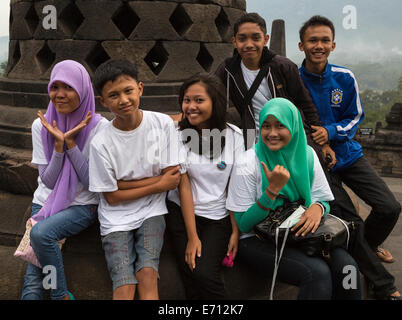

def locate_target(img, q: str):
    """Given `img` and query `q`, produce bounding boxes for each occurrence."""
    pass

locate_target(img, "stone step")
[0,237,298,300]
[0,77,182,96]
[0,192,32,247]
[0,245,28,300]
[0,196,370,300]
[0,198,297,300]
[0,90,49,109]
[0,90,179,113]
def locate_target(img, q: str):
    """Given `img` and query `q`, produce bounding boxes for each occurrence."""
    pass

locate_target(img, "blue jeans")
[239,236,362,300]
[21,203,97,300]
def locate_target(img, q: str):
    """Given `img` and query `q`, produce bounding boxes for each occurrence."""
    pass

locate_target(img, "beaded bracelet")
[265,188,279,197]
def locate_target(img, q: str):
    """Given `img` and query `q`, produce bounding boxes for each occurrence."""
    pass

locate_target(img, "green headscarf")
[254,98,313,210]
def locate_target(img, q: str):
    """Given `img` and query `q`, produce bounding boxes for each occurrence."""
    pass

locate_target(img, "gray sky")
[0,2,9,36]
[1,0,401,64]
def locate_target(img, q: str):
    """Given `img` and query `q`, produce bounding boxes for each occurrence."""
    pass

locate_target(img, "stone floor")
[0,177,400,300]
[345,177,402,296]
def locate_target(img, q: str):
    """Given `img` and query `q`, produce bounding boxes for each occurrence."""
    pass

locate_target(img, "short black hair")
[233,12,267,36]
[93,59,139,95]
[299,15,335,42]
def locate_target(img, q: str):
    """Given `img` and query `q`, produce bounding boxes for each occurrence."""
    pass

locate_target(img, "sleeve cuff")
[258,191,277,209]
[314,201,330,215]
[53,149,65,157]
[324,125,336,141]
[66,145,79,154]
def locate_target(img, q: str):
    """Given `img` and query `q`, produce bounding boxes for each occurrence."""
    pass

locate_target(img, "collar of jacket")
[300,59,331,80]
[225,46,276,74]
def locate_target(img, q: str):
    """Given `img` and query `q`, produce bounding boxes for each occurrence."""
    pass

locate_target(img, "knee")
[30,223,54,248]
[390,201,401,218]
[331,248,359,272]
[136,267,158,284]
[382,199,401,219]
[311,263,332,283]
[29,224,45,247]
[300,263,332,299]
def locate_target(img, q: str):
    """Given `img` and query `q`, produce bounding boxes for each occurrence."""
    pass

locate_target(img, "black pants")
[329,156,401,298]
[165,200,232,300]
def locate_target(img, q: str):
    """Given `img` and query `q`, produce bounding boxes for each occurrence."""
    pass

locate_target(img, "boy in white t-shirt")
[89,60,185,300]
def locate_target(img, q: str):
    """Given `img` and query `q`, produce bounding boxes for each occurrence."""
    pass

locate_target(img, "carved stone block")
[128,2,181,41]
[74,0,124,40]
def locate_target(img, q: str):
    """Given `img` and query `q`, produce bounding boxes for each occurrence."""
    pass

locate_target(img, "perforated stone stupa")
[0,0,246,196]
[6,0,245,85]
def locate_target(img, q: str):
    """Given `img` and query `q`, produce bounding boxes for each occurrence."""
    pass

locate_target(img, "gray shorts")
[101,215,166,291]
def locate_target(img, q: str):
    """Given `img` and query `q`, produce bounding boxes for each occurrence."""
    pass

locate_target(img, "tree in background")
[360,76,402,130]
[0,60,6,76]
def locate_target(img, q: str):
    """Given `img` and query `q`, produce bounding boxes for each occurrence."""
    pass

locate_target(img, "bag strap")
[242,65,270,112]
[270,226,290,300]
[327,213,351,248]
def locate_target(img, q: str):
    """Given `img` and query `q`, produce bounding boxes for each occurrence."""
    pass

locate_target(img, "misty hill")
[0,34,400,91]
[248,0,402,65]
[344,58,402,92]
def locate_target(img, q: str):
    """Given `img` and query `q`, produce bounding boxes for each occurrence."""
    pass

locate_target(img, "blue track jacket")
[299,61,364,171]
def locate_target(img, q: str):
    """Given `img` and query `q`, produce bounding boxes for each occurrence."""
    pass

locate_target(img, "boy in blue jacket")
[298,15,400,300]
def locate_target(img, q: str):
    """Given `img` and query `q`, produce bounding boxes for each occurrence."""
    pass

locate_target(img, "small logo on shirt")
[331,89,343,106]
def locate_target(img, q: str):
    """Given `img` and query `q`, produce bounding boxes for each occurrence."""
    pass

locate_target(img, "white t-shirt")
[168,123,245,220]
[226,147,334,239]
[89,111,185,236]
[241,61,272,138]
[31,117,110,207]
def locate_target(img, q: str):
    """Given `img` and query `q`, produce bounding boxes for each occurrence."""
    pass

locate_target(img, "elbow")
[41,178,56,190]
[238,223,251,234]
[234,213,250,233]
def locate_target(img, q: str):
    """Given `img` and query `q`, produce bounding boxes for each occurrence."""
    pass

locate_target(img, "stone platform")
[0,177,400,300]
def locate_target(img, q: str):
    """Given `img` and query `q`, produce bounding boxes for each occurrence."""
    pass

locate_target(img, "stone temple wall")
[0,0,249,212]
[356,102,402,177]
[6,0,246,84]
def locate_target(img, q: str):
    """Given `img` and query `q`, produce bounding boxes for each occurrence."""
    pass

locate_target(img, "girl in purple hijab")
[21,60,108,300]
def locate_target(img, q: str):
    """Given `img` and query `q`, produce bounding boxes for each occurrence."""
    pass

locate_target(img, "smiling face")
[260,115,291,151]
[99,75,143,125]
[49,81,80,114]
[299,25,336,74]
[181,82,213,130]
[232,22,269,70]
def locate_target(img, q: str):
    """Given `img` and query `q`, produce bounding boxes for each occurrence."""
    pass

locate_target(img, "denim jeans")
[238,236,362,300]
[101,215,166,291]
[21,203,97,300]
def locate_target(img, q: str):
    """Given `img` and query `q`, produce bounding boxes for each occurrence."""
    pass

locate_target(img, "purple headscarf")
[33,60,102,222]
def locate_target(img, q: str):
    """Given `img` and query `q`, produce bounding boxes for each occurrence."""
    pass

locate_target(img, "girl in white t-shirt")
[166,73,244,299]
[20,60,108,300]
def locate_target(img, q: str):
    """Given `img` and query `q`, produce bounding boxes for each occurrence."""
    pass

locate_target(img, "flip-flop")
[376,248,395,263]
[66,291,75,300]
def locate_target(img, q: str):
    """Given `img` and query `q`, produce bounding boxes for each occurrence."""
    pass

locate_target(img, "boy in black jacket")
[214,12,335,167]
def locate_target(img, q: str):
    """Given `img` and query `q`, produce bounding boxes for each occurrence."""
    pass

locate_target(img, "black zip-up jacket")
[215,47,322,149]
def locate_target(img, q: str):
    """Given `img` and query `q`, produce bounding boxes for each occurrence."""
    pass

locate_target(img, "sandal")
[387,291,401,300]
[66,291,75,300]
[376,247,395,263]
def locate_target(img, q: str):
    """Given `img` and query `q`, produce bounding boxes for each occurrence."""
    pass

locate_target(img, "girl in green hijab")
[226,98,361,299]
